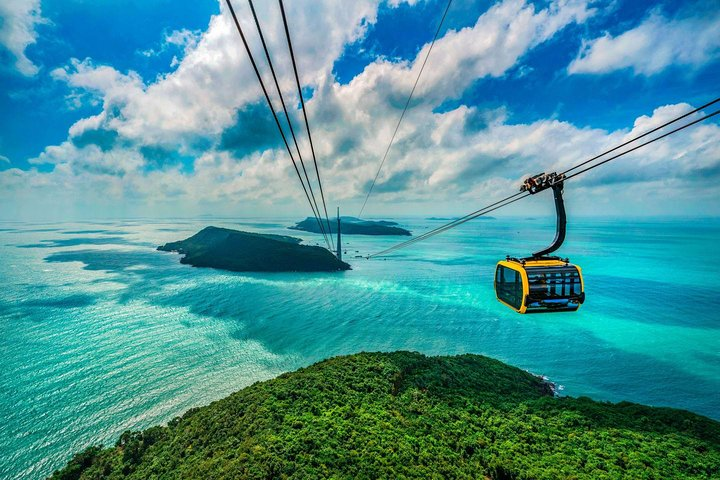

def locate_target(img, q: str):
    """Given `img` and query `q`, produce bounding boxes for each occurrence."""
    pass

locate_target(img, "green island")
[157,226,350,272]
[53,351,719,479]
[289,216,412,236]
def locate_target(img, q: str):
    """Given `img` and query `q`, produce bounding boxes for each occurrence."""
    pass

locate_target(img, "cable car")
[495,172,585,313]
[495,257,584,313]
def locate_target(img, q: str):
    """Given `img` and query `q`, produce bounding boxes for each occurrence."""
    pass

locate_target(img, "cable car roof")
[501,258,575,268]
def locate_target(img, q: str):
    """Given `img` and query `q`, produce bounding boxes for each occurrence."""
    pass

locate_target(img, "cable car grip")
[520,172,567,258]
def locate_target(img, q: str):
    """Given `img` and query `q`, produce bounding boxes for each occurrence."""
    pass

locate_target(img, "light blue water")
[1,217,719,479]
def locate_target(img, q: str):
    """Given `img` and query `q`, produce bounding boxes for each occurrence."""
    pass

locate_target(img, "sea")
[1,216,719,479]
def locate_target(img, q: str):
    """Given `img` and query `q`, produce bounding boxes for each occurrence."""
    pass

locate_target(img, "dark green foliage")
[157,226,350,272]
[51,447,103,480]
[289,217,412,236]
[51,352,720,479]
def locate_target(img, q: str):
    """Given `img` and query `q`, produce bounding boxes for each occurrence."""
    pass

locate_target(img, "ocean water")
[1,216,719,479]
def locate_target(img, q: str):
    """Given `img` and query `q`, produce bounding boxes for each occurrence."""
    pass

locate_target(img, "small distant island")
[54,351,720,479]
[290,216,411,236]
[157,226,350,272]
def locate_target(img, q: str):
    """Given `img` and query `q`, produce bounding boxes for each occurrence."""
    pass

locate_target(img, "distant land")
[157,226,350,272]
[53,351,720,479]
[290,216,411,236]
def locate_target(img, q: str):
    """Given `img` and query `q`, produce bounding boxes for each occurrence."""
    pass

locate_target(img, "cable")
[358,0,454,217]
[368,193,528,258]
[565,109,720,181]
[562,96,720,176]
[368,191,525,257]
[247,0,333,250]
[278,0,334,247]
[224,0,331,250]
[367,103,720,258]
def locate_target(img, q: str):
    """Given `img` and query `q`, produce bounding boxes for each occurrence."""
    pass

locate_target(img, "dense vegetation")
[53,352,720,479]
[157,226,350,272]
[290,216,412,235]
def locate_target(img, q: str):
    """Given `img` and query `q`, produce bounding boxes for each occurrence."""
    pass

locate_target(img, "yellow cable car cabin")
[495,258,584,313]
[495,172,585,314]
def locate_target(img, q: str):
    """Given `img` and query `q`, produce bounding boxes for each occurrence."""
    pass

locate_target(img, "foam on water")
[1,217,719,478]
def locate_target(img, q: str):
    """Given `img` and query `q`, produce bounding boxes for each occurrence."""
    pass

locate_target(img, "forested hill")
[157,226,350,272]
[53,352,720,479]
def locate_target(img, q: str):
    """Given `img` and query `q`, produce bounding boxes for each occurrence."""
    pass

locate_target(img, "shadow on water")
[21,294,97,309]
[41,247,720,419]
[46,249,177,272]
[17,237,154,248]
[61,230,131,235]
[4,228,64,234]
[0,294,98,320]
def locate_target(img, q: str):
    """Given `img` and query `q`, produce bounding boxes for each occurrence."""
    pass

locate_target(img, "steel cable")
[368,102,720,258]
[278,0,334,247]
[358,0,454,217]
[247,0,333,249]
[225,0,331,250]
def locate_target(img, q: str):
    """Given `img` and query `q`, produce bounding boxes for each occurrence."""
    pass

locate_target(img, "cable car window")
[526,267,581,300]
[496,266,521,309]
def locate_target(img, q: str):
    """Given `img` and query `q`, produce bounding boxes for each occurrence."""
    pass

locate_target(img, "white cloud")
[312,100,720,211]
[0,154,10,164]
[51,59,145,96]
[164,29,201,49]
[5,0,718,219]
[568,10,720,75]
[336,0,594,109]
[0,0,46,76]
[51,58,146,114]
[300,0,596,196]
[9,97,717,218]
[48,0,388,150]
[139,28,203,67]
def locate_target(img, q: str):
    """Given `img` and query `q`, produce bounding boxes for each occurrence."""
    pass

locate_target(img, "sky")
[0,0,719,221]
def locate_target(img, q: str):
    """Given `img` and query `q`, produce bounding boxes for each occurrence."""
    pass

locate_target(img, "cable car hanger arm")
[520,172,566,258]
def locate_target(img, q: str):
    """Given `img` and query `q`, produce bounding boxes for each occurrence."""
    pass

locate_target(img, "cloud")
[11,98,717,217]
[139,28,203,67]
[51,58,145,97]
[573,104,720,187]
[4,0,718,219]
[71,128,120,152]
[0,154,10,164]
[0,0,46,76]
[50,57,146,115]
[164,28,202,49]
[52,0,590,150]
[46,0,390,150]
[219,102,282,157]
[568,9,720,75]
[362,169,417,194]
[0,0,600,208]
[300,0,595,195]
[336,0,594,109]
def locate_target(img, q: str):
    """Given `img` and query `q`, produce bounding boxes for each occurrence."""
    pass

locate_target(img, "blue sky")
[0,0,718,220]
[0,0,219,169]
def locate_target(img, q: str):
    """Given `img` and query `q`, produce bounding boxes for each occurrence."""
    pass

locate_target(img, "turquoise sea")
[1,216,719,479]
